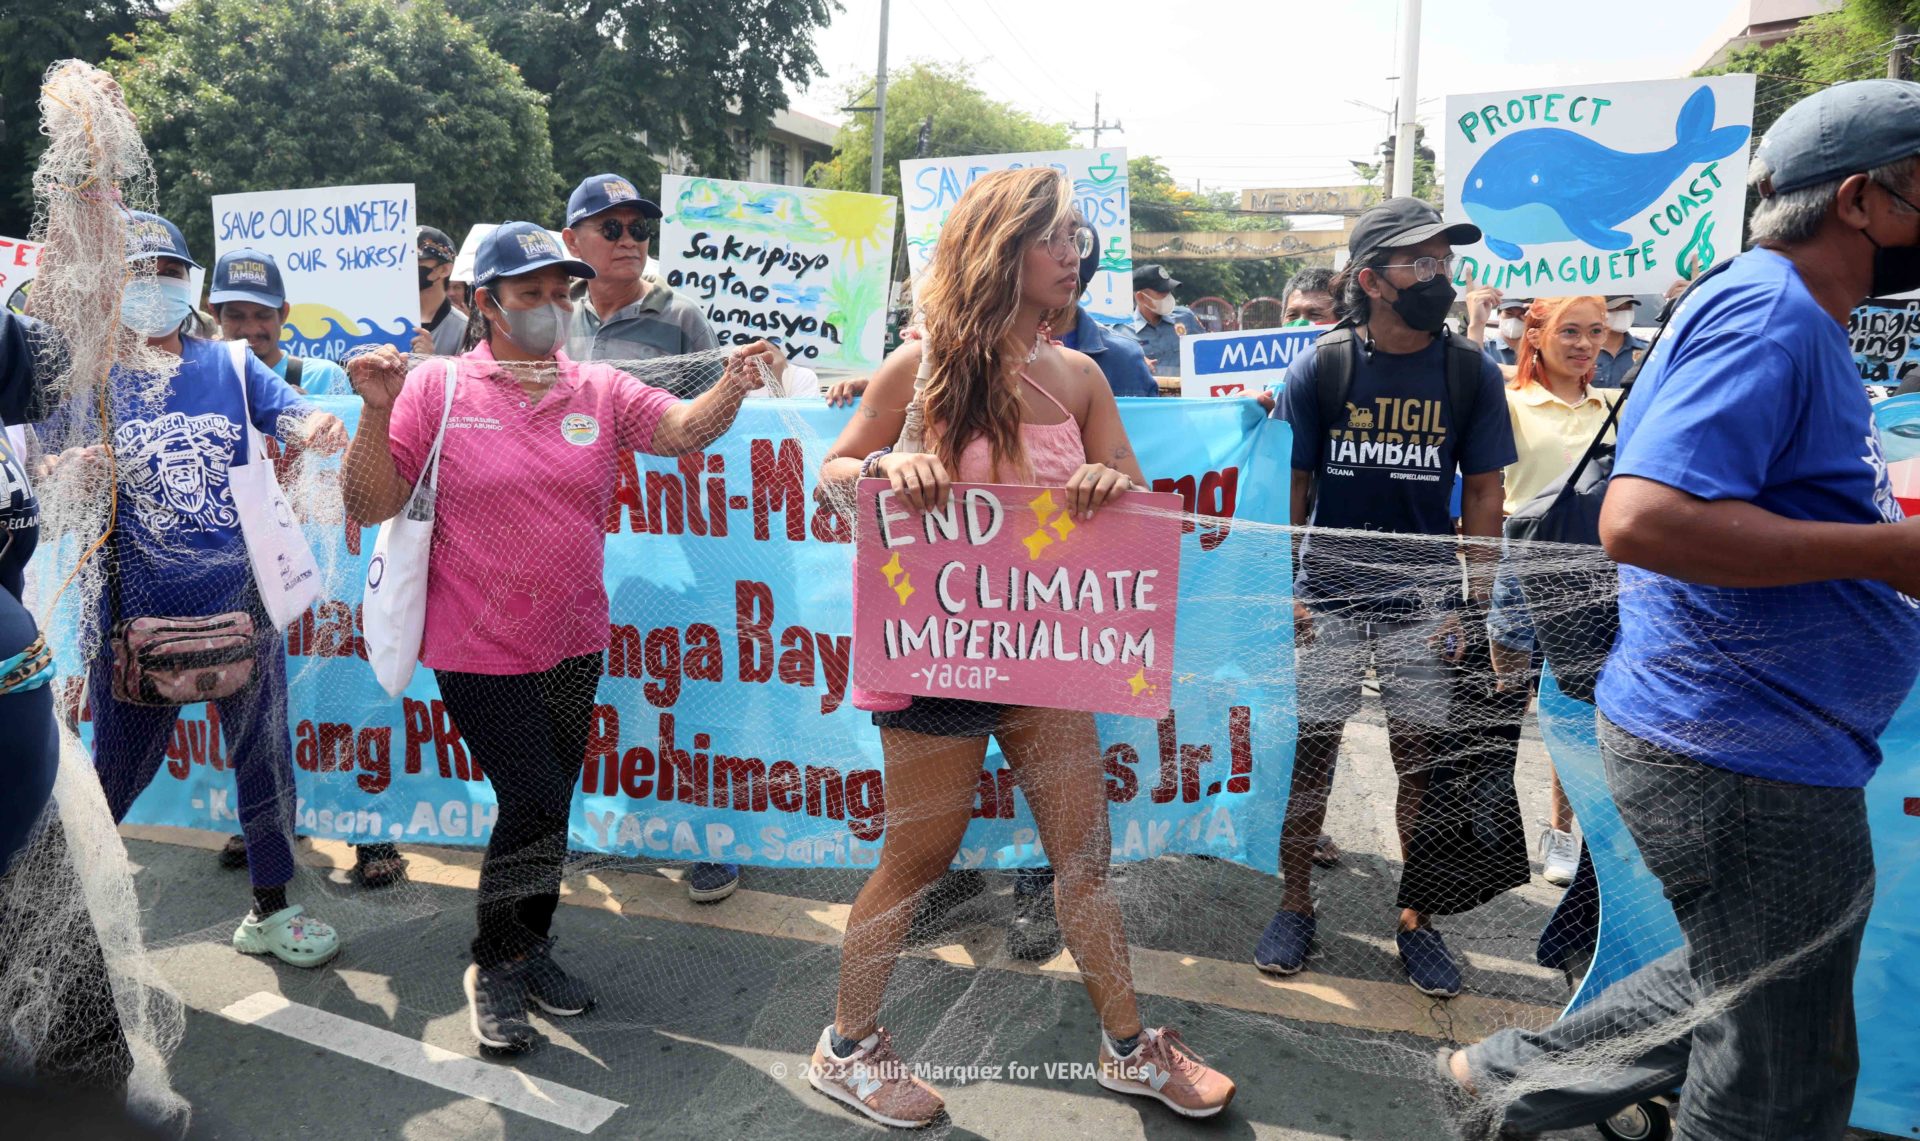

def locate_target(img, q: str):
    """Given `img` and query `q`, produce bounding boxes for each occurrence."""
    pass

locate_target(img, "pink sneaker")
[807,1025,943,1128]
[1096,1027,1236,1118]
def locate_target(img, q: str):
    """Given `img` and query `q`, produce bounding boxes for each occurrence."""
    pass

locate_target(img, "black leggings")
[436,653,601,968]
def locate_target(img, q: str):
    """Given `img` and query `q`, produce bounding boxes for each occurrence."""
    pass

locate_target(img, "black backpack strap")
[1312,325,1359,459]
[285,355,303,389]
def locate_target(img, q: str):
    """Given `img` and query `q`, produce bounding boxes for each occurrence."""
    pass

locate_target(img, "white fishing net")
[12,59,1908,1141]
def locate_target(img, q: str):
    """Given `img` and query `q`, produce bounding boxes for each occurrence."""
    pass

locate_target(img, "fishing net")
[14,61,1911,1141]
[1,60,187,1132]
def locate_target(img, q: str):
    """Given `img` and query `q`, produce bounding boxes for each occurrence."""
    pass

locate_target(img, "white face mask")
[1607,310,1636,333]
[120,277,196,338]
[1498,316,1526,342]
[1143,292,1176,318]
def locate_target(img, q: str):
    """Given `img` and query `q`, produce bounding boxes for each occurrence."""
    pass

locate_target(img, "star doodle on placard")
[1022,530,1054,560]
[879,551,904,585]
[1049,513,1076,541]
[893,574,916,605]
[1127,668,1155,698]
[1027,489,1059,527]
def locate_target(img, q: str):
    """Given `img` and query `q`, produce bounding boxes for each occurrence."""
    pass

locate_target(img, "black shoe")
[909,869,986,938]
[523,938,594,1016]
[218,834,248,870]
[352,843,407,889]
[1006,888,1062,961]
[463,962,537,1053]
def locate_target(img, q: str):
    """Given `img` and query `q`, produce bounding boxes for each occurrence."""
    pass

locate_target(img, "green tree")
[108,0,557,256]
[1128,155,1300,306]
[0,0,158,236]
[448,0,833,197]
[809,60,1073,199]
[1697,1,1920,139]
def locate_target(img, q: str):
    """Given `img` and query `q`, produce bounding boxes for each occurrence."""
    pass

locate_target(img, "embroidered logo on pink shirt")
[561,413,600,446]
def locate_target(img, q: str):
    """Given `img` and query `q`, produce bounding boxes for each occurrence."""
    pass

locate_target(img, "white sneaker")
[1540,827,1579,887]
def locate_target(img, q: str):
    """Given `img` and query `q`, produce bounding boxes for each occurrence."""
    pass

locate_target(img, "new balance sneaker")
[1253,909,1315,975]
[1096,1027,1236,1118]
[463,962,537,1053]
[232,905,339,968]
[1539,827,1579,888]
[1398,925,1463,998]
[523,938,594,1016]
[687,862,740,903]
[807,1025,943,1128]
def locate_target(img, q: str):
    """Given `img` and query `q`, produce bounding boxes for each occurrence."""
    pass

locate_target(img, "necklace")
[1022,323,1051,364]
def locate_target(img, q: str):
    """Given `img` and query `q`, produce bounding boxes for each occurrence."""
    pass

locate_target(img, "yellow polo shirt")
[1503,381,1620,514]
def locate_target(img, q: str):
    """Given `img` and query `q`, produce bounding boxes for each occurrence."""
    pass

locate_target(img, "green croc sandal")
[233,905,340,968]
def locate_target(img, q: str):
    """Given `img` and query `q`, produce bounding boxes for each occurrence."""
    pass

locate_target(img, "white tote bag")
[227,340,323,631]
[363,360,457,698]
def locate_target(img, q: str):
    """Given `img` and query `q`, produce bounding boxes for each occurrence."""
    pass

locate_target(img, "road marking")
[130,824,1557,1044]
[218,991,625,1134]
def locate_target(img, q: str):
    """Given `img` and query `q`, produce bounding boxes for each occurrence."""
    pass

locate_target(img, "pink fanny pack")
[109,613,258,706]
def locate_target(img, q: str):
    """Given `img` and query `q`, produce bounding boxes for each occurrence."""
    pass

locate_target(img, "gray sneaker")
[523,938,594,1016]
[464,961,537,1053]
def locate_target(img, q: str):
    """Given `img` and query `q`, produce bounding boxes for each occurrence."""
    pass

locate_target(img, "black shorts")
[872,696,1009,739]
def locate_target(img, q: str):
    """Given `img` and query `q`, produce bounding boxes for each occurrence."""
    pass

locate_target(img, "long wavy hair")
[916,166,1074,480]
[1511,294,1605,391]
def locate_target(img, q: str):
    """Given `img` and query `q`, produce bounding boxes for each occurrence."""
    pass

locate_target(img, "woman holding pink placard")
[808,166,1235,1128]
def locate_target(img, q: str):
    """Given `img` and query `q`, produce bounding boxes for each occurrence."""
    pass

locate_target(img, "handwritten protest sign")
[1444,76,1755,298]
[0,235,42,312]
[211,183,416,359]
[1851,294,1920,385]
[851,478,1181,719]
[659,175,895,370]
[1179,327,1321,398]
[900,148,1131,325]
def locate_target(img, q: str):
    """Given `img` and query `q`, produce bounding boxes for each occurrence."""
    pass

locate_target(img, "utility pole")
[1892,22,1913,80]
[871,0,889,195]
[1391,0,1422,198]
[1071,92,1122,149]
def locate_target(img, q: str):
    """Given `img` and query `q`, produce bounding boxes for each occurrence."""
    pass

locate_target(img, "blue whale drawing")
[1461,85,1749,261]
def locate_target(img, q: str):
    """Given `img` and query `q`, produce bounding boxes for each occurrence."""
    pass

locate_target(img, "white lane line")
[219,992,625,1134]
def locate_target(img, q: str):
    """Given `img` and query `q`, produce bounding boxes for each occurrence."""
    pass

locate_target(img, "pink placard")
[852,478,1183,719]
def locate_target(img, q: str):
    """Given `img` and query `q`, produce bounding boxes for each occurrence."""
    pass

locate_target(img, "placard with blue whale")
[1443,76,1756,298]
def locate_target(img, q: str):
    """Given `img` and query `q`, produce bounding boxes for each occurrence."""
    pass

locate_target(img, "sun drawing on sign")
[812,191,895,269]
[878,551,913,605]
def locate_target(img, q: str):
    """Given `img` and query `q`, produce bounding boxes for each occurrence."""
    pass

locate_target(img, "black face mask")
[419,264,441,291]
[1867,232,1920,297]
[1385,274,1456,333]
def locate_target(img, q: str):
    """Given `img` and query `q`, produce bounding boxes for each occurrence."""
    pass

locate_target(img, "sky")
[789,0,1746,197]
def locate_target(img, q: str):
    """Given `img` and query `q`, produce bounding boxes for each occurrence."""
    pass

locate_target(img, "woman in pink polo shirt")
[340,221,771,1054]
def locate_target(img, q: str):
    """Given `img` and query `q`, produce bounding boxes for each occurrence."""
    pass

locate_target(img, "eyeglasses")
[1876,179,1920,217]
[1371,255,1453,282]
[595,219,656,243]
[1038,226,1096,263]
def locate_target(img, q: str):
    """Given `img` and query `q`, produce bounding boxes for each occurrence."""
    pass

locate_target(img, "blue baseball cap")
[1756,79,1920,195]
[472,221,597,287]
[124,211,201,269]
[209,247,286,309]
[565,173,662,228]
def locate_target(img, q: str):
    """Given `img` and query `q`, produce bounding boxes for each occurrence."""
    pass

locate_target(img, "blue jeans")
[1463,714,1873,1140]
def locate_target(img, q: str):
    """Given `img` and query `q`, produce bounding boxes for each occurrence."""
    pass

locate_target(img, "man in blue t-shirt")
[210,248,351,396]
[1453,81,1920,1141]
[1257,198,1516,999]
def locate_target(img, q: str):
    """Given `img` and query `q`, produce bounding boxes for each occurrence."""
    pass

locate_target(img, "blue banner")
[92,398,1293,873]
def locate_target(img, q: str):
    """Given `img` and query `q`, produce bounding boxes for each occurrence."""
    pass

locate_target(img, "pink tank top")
[951,370,1086,484]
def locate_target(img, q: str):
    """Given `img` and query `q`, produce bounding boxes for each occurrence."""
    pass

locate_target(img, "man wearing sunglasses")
[561,173,721,396]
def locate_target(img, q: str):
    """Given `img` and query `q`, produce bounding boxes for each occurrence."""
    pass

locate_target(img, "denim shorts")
[872,696,1008,739]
